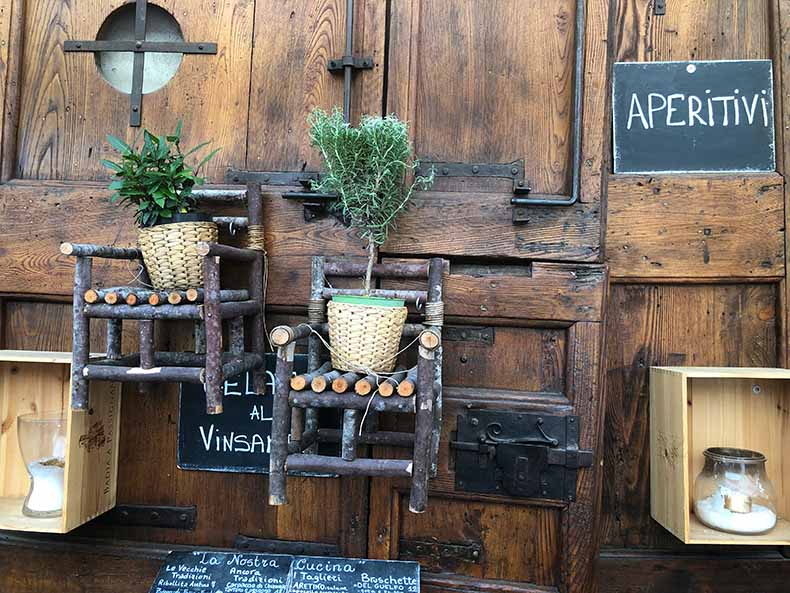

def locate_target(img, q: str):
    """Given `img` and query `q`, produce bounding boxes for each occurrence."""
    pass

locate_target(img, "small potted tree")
[102,123,219,290]
[308,108,433,373]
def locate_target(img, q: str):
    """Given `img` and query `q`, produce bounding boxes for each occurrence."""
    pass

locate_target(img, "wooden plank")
[561,321,606,593]
[383,260,607,322]
[15,0,253,182]
[649,367,689,543]
[613,0,772,63]
[601,283,779,548]
[395,491,562,586]
[387,0,574,196]
[246,0,384,171]
[0,0,22,181]
[599,548,790,593]
[606,174,785,280]
[383,191,600,261]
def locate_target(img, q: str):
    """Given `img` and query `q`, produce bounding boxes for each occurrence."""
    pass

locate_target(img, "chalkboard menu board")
[612,59,776,174]
[149,551,420,593]
[178,354,306,474]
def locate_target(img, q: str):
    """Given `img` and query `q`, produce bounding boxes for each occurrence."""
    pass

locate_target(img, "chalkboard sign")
[148,551,420,593]
[612,60,776,174]
[178,353,307,474]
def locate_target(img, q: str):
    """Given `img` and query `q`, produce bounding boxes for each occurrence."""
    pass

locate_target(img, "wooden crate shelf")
[0,350,121,533]
[650,366,790,545]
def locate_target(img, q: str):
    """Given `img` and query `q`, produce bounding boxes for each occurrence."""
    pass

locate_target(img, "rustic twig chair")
[268,256,445,513]
[60,184,266,415]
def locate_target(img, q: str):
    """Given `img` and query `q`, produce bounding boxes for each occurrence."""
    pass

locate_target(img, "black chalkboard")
[612,60,776,174]
[177,353,307,474]
[148,551,420,593]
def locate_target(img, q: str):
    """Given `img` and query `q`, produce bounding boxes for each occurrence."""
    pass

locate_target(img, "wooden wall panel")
[601,283,778,548]
[15,0,253,182]
[388,0,576,195]
[397,495,562,587]
[245,0,385,171]
[606,174,785,280]
[613,0,772,63]
[381,0,611,263]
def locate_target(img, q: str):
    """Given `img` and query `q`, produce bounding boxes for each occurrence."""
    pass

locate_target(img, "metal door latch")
[451,410,593,502]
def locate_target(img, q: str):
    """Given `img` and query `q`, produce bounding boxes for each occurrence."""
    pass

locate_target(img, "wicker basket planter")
[138,214,218,290]
[327,297,408,373]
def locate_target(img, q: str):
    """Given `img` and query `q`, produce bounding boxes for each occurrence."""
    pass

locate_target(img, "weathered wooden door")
[0,1,611,592]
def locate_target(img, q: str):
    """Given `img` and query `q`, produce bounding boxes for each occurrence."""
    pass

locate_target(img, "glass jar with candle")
[17,411,67,518]
[693,447,778,535]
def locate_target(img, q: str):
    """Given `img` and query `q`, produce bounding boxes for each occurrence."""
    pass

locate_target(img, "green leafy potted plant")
[102,122,219,290]
[308,108,434,373]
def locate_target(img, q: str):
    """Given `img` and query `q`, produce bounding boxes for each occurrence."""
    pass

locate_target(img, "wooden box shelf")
[650,367,790,545]
[0,351,120,533]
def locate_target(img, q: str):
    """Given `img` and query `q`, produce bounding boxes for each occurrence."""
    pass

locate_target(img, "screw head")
[470,417,479,426]
[75,43,82,49]
[511,167,519,175]
[198,44,204,50]
[472,165,479,174]
[460,355,468,364]
[442,167,449,175]
[132,106,139,112]
[135,40,142,49]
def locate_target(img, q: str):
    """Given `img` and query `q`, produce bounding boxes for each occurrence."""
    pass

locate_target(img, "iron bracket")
[225,169,336,221]
[451,410,593,502]
[443,326,494,345]
[328,55,374,72]
[415,160,531,196]
[97,504,197,530]
[235,534,339,556]
[399,539,482,565]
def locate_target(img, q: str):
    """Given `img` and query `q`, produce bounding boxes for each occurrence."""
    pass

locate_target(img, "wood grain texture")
[388,0,575,194]
[607,174,785,280]
[16,0,253,181]
[599,548,790,593]
[613,0,771,63]
[246,0,385,171]
[383,192,600,261]
[601,283,778,548]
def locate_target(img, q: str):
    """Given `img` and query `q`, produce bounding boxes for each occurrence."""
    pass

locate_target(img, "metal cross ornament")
[64,0,217,126]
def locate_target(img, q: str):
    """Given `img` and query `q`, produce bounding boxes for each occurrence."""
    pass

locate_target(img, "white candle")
[26,457,65,513]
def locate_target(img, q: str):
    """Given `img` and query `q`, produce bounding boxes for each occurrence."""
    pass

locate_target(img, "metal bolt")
[537,417,544,424]
[472,550,480,559]
[179,513,188,522]
[511,167,519,175]
[233,176,240,182]
[517,180,525,187]
[442,167,449,175]
[542,490,548,496]
[460,355,468,364]
[132,106,139,112]
[569,417,575,423]
[150,511,160,521]
[198,44,204,50]
[753,384,762,395]
[472,166,479,174]
[121,510,130,519]
[76,43,82,49]
[470,417,479,426]
[263,175,270,183]
[136,41,143,49]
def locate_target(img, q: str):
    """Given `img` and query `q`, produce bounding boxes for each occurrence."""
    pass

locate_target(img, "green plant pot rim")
[332,295,405,308]
[148,211,213,227]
